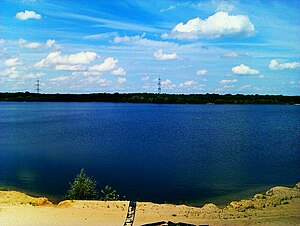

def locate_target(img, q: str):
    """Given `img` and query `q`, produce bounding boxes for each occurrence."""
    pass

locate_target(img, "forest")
[0,92,299,104]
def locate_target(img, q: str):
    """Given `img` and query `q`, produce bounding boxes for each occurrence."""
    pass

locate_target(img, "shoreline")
[1,183,299,225]
[0,183,286,207]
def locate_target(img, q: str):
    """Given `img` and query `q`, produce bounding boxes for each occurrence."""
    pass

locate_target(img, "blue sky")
[1,0,299,94]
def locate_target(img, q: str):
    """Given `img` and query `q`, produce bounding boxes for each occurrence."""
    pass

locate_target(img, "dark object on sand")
[141,221,208,226]
[123,201,137,226]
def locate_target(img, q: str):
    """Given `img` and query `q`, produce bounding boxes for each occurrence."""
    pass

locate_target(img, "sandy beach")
[0,183,299,226]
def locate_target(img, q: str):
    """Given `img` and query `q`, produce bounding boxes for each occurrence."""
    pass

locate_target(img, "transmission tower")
[35,79,41,94]
[157,77,161,94]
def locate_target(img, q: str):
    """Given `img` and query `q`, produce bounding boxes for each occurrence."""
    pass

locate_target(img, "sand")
[0,183,300,226]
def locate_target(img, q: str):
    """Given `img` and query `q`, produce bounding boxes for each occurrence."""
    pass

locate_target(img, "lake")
[0,102,299,205]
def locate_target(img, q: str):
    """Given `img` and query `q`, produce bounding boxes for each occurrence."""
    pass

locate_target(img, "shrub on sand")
[100,185,119,201]
[66,169,98,200]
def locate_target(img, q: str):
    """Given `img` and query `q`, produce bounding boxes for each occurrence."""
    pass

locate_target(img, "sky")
[1,0,300,95]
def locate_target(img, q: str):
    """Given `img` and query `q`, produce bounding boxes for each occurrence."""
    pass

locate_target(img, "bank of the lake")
[1,183,300,226]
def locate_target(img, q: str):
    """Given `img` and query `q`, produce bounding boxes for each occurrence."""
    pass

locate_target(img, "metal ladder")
[123,201,137,226]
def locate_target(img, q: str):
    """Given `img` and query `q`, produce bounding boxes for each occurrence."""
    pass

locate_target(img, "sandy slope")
[0,183,299,226]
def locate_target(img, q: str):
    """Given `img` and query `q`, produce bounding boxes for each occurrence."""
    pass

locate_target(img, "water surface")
[0,102,299,205]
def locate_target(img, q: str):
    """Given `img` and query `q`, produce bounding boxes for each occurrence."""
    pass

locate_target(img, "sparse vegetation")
[66,169,98,200]
[100,185,120,201]
[66,169,120,201]
[0,186,9,191]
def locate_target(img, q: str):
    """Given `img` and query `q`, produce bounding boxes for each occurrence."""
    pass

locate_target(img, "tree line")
[0,92,299,104]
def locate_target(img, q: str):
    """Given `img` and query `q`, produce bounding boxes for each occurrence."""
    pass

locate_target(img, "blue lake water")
[0,102,299,205]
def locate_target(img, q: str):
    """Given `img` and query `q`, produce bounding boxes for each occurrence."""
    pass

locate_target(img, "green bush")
[100,185,119,201]
[0,186,9,191]
[66,169,98,200]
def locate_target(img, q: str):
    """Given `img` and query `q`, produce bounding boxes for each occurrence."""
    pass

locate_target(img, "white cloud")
[223,51,238,58]
[49,76,70,82]
[0,39,5,45]
[220,79,238,84]
[24,42,41,49]
[114,33,146,43]
[111,67,126,75]
[16,10,41,20]
[197,69,208,75]
[23,72,45,79]
[160,5,176,12]
[89,57,118,72]
[215,85,235,91]
[212,0,235,12]
[35,51,99,68]
[84,77,108,85]
[0,67,20,79]
[289,81,295,85]
[269,59,300,70]
[160,2,191,13]
[72,71,102,77]
[55,64,86,71]
[163,11,255,39]
[239,85,251,90]
[4,58,21,67]
[83,32,117,40]
[161,79,176,90]
[117,77,126,84]
[154,49,179,61]
[179,80,198,87]
[46,39,56,48]
[141,76,149,81]
[18,38,42,49]
[232,64,259,75]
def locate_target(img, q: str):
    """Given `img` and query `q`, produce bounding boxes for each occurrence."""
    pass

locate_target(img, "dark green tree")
[66,169,98,200]
[100,185,119,201]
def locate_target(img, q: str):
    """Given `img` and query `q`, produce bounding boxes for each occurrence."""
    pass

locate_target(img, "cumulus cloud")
[154,49,179,61]
[111,67,126,75]
[232,64,259,75]
[34,51,99,69]
[114,33,146,43]
[24,42,41,49]
[161,79,176,90]
[89,57,118,72]
[163,11,255,39]
[197,69,208,75]
[0,67,20,79]
[220,79,238,84]
[4,58,21,67]
[269,59,300,70]
[18,38,41,49]
[16,10,41,20]
[117,77,126,84]
[179,80,198,87]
